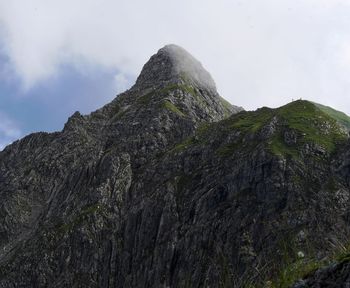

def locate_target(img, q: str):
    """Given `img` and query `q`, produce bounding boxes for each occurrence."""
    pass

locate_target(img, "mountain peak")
[133,44,217,93]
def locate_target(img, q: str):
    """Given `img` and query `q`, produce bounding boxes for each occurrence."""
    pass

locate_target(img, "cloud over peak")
[1,0,350,114]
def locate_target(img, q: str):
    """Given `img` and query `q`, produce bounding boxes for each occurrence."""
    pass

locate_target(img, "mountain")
[313,102,350,131]
[0,45,350,287]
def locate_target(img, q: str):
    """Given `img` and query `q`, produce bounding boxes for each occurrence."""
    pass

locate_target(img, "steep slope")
[0,45,242,287]
[128,100,350,287]
[314,102,350,131]
[0,45,350,288]
[292,258,350,287]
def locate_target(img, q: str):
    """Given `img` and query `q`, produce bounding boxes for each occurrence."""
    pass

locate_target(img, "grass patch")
[162,100,186,117]
[219,96,234,117]
[56,203,104,234]
[109,104,128,121]
[229,107,273,133]
[269,236,350,287]
[135,83,199,107]
[217,138,261,157]
[221,100,348,159]
[268,135,299,158]
[196,123,213,139]
[158,83,210,110]
[219,97,233,111]
[217,141,243,157]
[314,102,350,131]
[171,137,196,153]
[135,83,218,115]
[271,259,321,288]
[158,83,197,97]
[277,100,347,153]
[266,236,322,288]
[136,91,154,105]
[114,109,128,120]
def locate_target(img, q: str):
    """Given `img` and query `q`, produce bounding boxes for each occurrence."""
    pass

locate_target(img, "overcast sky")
[1,0,350,149]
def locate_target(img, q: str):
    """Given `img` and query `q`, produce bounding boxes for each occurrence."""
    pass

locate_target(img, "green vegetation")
[57,203,104,234]
[216,108,272,157]
[114,109,128,120]
[109,104,129,122]
[219,97,234,117]
[162,100,186,117]
[219,97,233,111]
[269,134,299,158]
[163,99,348,160]
[229,107,273,133]
[135,83,198,108]
[197,122,212,135]
[136,91,154,105]
[160,83,234,117]
[271,259,320,288]
[217,141,244,157]
[169,123,215,154]
[134,82,213,117]
[334,244,350,263]
[178,84,197,96]
[220,100,348,158]
[171,137,197,153]
[277,101,347,153]
[314,102,350,131]
[268,236,350,288]
[135,83,235,119]
[158,83,197,97]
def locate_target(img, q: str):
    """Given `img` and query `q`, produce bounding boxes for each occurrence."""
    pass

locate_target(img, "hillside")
[0,45,350,287]
[314,102,350,131]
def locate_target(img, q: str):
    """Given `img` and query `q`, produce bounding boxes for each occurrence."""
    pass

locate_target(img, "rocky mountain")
[314,102,350,131]
[0,44,350,287]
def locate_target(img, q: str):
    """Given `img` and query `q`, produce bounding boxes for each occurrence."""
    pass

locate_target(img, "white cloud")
[0,112,21,150]
[1,0,350,113]
[114,73,129,94]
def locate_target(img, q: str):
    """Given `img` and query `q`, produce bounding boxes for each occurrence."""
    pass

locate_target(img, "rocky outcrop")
[0,45,349,287]
[292,260,350,287]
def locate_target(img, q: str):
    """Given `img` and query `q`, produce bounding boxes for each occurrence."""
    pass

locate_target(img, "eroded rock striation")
[0,45,350,287]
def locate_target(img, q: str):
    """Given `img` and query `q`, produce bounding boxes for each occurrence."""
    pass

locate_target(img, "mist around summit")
[0,44,350,287]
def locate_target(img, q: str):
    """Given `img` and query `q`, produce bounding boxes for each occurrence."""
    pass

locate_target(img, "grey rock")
[284,129,298,145]
[0,45,350,288]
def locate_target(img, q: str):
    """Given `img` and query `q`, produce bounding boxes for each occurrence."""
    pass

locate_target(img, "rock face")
[0,45,349,287]
[292,260,350,288]
[133,44,217,94]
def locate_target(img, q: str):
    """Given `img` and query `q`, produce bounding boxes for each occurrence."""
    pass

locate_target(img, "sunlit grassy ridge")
[313,102,350,131]
[168,100,349,159]
[222,100,348,157]
[161,100,350,287]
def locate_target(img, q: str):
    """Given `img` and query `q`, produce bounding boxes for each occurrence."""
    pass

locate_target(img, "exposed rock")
[292,261,350,288]
[0,45,350,287]
[133,44,217,94]
[284,130,298,145]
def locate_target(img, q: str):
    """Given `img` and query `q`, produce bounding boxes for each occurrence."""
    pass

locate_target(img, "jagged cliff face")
[0,45,349,287]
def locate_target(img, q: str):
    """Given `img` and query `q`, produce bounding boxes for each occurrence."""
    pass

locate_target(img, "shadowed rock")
[0,46,350,287]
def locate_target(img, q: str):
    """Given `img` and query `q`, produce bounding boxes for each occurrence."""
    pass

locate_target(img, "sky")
[1,0,350,149]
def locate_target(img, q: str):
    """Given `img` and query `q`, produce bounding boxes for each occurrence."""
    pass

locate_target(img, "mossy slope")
[314,102,350,131]
[220,100,348,158]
